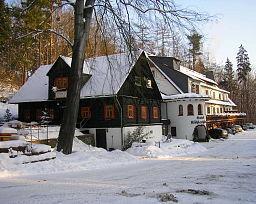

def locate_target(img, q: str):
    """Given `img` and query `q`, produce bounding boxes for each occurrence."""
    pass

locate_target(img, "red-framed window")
[152,106,159,119]
[54,77,68,89]
[104,105,115,120]
[81,107,91,119]
[141,105,148,120]
[127,105,135,119]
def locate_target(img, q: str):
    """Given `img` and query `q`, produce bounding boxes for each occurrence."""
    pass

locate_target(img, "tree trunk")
[57,0,95,154]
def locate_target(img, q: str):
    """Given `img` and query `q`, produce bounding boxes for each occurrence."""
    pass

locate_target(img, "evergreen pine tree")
[0,0,11,46]
[236,44,251,83]
[4,108,12,122]
[223,58,235,90]
[187,31,203,70]
[236,44,251,113]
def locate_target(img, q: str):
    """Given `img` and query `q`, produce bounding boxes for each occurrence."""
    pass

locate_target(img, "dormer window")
[135,76,142,86]
[54,77,68,90]
[146,79,152,88]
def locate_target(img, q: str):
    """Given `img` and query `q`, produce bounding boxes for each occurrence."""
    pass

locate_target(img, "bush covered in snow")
[123,126,151,150]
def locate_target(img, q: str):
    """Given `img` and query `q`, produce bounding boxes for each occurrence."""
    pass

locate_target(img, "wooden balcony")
[206,113,246,128]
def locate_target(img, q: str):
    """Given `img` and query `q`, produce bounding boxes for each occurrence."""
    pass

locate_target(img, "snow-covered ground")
[0,130,256,203]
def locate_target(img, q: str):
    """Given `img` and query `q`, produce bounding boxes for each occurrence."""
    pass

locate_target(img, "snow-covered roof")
[59,56,90,74]
[80,52,136,98]
[201,83,229,94]
[228,98,237,107]
[206,99,237,107]
[162,93,210,101]
[146,53,183,94]
[10,52,140,103]
[0,126,17,134]
[179,66,218,85]
[9,65,51,103]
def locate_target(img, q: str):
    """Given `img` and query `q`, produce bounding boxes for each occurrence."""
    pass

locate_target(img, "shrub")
[123,126,151,150]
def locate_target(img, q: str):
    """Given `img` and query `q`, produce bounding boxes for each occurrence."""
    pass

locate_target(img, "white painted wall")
[85,128,122,150]
[164,100,206,140]
[205,103,225,115]
[86,125,163,150]
[123,125,163,143]
[150,66,180,95]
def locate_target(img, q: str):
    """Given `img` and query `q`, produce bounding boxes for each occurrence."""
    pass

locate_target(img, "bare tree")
[56,0,211,154]
[14,0,211,154]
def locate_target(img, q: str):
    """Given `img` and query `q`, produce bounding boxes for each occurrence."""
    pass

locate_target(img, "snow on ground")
[0,137,138,178]
[21,125,85,140]
[127,139,207,158]
[0,130,256,203]
[0,102,18,120]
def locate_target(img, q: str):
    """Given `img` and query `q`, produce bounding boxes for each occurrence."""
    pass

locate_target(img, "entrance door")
[96,129,107,149]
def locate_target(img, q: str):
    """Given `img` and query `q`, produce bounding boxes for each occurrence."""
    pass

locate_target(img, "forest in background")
[0,0,255,123]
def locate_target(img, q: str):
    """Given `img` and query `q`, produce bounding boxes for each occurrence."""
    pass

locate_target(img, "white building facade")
[147,54,245,141]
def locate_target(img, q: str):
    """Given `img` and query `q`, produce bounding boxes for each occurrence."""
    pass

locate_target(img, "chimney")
[205,71,215,81]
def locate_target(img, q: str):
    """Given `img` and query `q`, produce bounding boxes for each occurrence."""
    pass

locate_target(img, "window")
[217,108,219,114]
[195,85,199,94]
[54,77,68,89]
[187,104,194,116]
[191,84,196,93]
[207,107,211,114]
[141,106,148,120]
[81,107,91,119]
[178,105,183,116]
[135,76,142,86]
[127,105,135,119]
[219,93,221,100]
[212,92,215,99]
[146,79,152,88]
[198,104,203,115]
[220,107,223,113]
[213,107,216,114]
[205,90,209,96]
[152,107,159,119]
[104,105,115,120]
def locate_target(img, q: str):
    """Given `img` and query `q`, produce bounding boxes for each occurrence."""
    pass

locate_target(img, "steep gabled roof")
[10,65,51,103]
[10,52,142,103]
[80,52,137,98]
[179,66,218,85]
[146,54,183,94]
[148,55,189,93]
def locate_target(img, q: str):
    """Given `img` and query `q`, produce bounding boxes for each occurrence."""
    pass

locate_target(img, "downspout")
[115,96,124,149]
[165,102,169,135]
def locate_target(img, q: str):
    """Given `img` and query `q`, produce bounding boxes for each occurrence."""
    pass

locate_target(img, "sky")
[6,0,256,68]
[178,0,256,68]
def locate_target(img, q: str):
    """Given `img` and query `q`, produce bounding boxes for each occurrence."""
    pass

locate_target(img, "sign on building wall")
[191,116,206,124]
[55,91,67,99]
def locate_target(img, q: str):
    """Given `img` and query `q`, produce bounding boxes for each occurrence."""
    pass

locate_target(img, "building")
[10,51,163,150]
[147,55,245,140]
